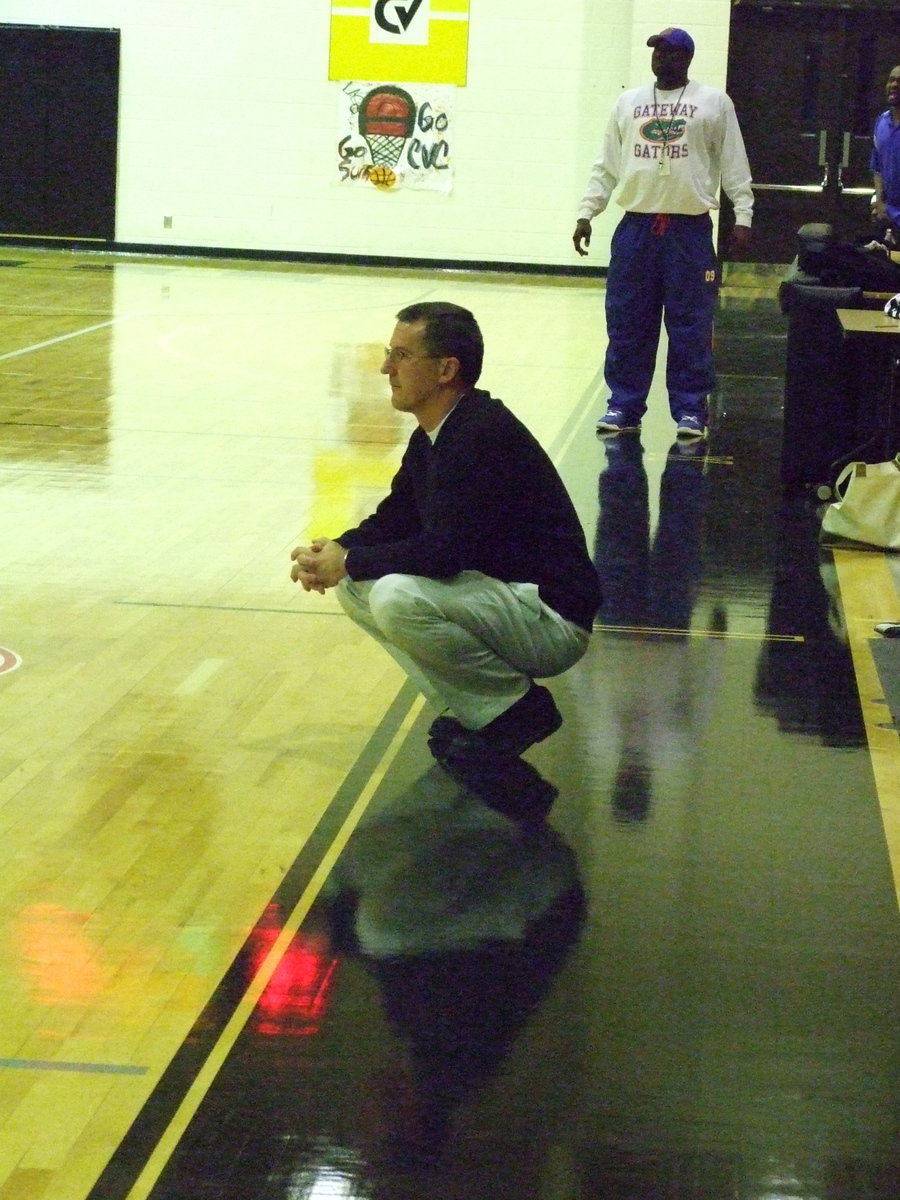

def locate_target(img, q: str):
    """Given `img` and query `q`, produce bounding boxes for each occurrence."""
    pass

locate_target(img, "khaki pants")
[336,571,590,729]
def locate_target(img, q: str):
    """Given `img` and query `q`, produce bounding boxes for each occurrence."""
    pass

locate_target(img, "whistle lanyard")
[653,83,687,175]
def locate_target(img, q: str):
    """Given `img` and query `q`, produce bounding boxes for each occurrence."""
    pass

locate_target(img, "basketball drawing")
[368,165,397,190]
[359,86,416,168]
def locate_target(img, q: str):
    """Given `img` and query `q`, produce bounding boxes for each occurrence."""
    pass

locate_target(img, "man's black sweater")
[337,389,602,632]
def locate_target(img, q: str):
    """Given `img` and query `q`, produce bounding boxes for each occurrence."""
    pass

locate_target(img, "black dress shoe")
[427,713,468,752]
[432,740,558,824]
[430,685,562,762]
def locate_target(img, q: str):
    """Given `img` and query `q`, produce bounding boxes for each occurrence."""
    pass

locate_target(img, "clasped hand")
[290,537,347,594]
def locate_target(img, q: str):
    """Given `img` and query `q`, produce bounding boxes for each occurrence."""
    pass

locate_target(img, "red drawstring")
[652,214,670,236]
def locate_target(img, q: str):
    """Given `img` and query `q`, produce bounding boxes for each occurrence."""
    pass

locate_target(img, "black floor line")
[84,681,419,1200]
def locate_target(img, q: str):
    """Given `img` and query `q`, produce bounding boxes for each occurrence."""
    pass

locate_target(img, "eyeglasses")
[382,346,441,365]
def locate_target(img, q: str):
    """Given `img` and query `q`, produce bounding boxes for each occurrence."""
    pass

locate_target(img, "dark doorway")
[0,24,120,242]
[723,0,900,263]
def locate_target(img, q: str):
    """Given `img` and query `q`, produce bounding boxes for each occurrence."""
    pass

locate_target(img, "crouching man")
[291,302,602,818]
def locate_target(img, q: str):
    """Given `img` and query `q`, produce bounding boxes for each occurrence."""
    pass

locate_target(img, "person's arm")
[289,441,423,591]
[873,170,888,222]
[289,416,484,586]
[573,105,621,255]
[342,414,502,580]
[718,95,753,256]
[338,442,422,552]
[870,124,888,222]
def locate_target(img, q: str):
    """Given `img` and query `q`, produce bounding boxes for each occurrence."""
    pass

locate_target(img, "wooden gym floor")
[0,249,897,1200]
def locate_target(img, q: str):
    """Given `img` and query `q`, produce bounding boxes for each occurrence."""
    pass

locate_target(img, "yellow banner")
[329,1,470,86]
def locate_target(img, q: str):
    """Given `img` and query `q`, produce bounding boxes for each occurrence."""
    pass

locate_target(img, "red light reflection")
[245,904,338,1037]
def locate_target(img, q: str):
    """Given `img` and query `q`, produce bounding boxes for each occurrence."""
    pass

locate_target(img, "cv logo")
[375,0,425,35]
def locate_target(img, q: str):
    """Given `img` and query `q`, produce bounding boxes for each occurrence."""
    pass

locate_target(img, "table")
[832,307,900,485]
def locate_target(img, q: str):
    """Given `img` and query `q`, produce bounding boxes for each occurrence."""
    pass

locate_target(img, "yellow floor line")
[124,694,426,1200]
[594,624,802,642]
[832,548,900,911]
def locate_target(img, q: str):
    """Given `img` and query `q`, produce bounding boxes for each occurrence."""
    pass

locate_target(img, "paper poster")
[337,81,454,193]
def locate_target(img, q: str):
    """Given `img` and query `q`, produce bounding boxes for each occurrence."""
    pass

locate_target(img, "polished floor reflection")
[0,253,897,1200]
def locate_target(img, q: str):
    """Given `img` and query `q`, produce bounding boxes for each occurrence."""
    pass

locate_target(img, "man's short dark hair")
[396,301,484,385]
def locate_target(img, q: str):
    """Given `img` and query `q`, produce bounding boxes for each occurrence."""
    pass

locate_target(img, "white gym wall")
[3,1,733,267]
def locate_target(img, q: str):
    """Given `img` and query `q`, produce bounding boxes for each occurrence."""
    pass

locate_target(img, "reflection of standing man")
[871,65,900,245]
[572,28,753,442]
[594,437,708,634]
[592,436,715,821]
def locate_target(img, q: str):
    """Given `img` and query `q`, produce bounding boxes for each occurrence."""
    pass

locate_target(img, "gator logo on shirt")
[640,118,686,144]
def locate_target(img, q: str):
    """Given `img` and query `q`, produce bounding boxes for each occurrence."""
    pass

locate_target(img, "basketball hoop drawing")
[359,86,417,168]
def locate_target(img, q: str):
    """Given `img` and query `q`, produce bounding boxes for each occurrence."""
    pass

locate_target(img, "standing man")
[291,301,602,818]
[871,64,900,245]
[573,27,753,441]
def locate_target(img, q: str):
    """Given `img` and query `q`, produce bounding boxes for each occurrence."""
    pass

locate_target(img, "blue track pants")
[604,212,719,424]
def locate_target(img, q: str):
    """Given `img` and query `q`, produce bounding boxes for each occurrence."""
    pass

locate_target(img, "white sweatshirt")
[577,80,754,226]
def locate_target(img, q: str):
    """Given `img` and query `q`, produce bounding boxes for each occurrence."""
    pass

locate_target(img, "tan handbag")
[820,454,900,550]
